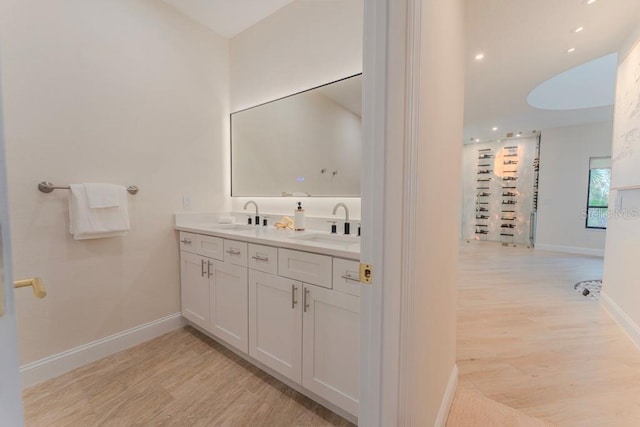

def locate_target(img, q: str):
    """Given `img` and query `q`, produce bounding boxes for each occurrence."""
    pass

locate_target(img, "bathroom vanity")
[175,216,361,420]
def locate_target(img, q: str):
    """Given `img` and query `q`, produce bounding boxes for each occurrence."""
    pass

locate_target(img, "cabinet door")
[302,285,360,416]
[180,251,209,330]
[210,260,248,353]
[249,270,302,383]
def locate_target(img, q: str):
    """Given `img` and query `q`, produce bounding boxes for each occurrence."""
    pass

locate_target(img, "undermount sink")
[209,223,256,231]
[290,232,360,245]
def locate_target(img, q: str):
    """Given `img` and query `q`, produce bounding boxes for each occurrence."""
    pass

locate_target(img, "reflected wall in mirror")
[231,74,361,197]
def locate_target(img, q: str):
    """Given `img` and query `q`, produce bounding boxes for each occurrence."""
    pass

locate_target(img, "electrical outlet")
[183,195,191,210]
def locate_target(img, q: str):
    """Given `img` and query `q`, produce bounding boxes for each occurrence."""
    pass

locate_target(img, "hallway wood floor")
[457,241,640,426]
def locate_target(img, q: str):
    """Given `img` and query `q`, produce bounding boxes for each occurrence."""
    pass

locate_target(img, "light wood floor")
[22,327,354,426]
[457,241,640,426]
[22,242,640,426]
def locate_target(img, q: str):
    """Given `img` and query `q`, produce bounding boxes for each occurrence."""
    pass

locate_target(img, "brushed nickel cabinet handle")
[251,255,269,262]
[292,284,298,309]
[226,249,241,256]
[201,259,206,277]
[341,274,360,283]
[180,238,192,245]
[303,287,310,313]
[207,261,213,278]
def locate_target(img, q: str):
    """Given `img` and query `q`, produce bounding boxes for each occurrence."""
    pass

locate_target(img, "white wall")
[229,0,363,221]
[536,121,613,256]
[409,0,465,423]
[0,0,229,364]
[602,29,640,349]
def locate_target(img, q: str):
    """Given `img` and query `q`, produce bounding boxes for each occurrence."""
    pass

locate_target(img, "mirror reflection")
[231,74,362,197]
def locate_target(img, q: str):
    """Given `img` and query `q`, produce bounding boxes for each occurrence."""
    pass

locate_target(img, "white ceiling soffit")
[527,53,618,110]
[317,76,362,117]
[464,0,640,142]
[160,0,295,38]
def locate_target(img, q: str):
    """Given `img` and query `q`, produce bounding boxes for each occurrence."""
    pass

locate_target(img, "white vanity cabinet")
[302,284,360,416]
[179,230,361,418]
[180,251,210,331]
[209,258,248,353]
[249,269,302,383]
[179,233,249,354]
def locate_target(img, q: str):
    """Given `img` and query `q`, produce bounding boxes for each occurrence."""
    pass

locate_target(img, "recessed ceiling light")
[583,0,597,4]
[572,26,584,33]
[474,53,485,61]
[492,127,498,131]
[475,138,480,142]
[567,47,576,53]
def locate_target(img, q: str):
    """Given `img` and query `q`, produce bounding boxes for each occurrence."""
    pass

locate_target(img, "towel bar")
[38,181,139,195]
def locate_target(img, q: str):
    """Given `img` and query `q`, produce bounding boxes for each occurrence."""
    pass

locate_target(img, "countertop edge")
[175,225,360,261]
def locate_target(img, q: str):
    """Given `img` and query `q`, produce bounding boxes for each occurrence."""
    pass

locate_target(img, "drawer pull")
[201,259,206,277]
[292,284,298,309]
[251,255,269,262]
[303,287,310,313]
[180,239,192,245]
[226,249,241,256]
[341,274,360,283]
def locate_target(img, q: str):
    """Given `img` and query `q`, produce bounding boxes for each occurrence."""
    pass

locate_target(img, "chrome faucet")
[244,200,260,225]
[332,203,350,235]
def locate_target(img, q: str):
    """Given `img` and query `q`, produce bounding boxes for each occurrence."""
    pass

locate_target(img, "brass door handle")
[14,277,47,299]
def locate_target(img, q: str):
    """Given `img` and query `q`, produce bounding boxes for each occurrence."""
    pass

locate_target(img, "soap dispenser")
[294,202,306,231]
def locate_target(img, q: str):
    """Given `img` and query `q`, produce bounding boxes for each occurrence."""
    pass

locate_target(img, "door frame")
[0,59,26,425]
[360,0,421,424]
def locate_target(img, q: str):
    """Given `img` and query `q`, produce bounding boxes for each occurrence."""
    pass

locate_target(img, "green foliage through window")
[586,167,611,229]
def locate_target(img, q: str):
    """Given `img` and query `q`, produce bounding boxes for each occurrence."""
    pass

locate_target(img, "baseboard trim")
[534,244,604,257]
[435,364,458,427]
[601,292,640,351]
[20,313,185,388]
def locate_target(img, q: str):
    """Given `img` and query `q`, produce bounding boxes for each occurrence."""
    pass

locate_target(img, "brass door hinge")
[359,263,373,284]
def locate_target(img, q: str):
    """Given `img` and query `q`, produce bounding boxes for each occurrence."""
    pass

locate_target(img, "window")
[586,157,611,229]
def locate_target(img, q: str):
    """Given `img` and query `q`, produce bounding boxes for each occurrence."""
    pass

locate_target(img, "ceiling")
[464,0,640,143]
[160,0,294,38]
[161,0,640,143]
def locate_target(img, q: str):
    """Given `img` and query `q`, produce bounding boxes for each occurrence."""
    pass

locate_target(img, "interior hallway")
[456,241,640,426]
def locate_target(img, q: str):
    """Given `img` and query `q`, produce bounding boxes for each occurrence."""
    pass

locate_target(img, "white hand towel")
[84,183,121,208]
[69,184,130,240]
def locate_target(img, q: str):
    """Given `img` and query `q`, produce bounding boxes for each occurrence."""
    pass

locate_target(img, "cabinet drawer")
[248,244,278,274]
[224,240,248,267]
[179,232,198,253]
[332,258,361,297]
[278,248,332,289]
[195,235,224,260]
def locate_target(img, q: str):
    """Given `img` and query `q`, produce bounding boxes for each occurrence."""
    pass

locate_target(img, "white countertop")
[175,222,361,260]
